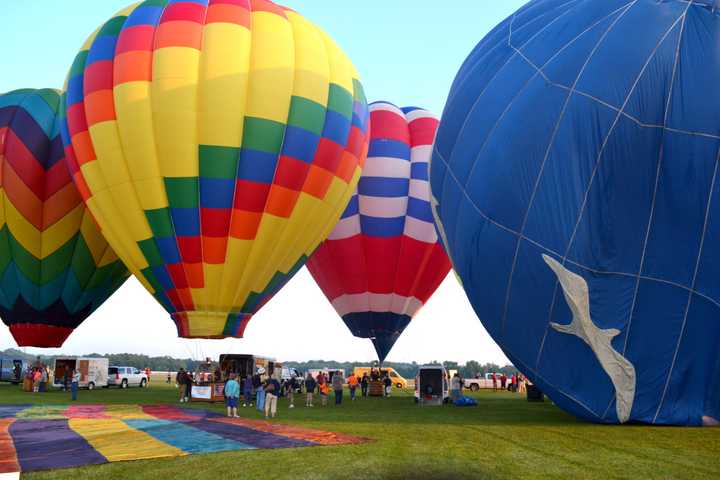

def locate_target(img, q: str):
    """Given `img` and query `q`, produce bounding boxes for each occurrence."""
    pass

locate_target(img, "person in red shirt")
[491,372,497,392]
[145,368,151,384]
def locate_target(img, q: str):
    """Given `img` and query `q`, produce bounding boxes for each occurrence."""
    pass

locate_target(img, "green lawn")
[1,382,718,480]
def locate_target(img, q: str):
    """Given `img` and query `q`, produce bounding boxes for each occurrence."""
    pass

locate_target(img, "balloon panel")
[61,0,370,339]
[0,88,129,347]
[431,0,720,425]
[307,102,451,361]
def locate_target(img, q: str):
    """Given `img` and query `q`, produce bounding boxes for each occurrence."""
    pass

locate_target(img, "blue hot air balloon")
[430,0,720,426]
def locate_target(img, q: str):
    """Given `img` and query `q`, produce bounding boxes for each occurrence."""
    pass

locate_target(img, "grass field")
[1,382,718,480]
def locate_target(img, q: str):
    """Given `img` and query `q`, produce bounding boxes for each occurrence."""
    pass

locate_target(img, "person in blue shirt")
[243,374,254,407]
[224,373,241,418]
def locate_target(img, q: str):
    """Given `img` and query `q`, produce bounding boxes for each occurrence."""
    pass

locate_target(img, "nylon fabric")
[431,0,720,426]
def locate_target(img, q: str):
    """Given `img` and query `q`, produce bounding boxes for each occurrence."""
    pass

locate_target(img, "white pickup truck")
[463,373,504,391]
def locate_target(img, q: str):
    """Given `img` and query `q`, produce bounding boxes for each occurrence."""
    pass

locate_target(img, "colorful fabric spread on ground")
[0,404,367,473]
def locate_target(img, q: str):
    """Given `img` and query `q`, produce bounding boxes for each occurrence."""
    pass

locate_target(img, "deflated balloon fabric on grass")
[0,404,369,473]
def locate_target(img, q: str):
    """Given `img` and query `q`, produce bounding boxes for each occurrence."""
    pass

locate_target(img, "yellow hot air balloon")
[61,0,369,338]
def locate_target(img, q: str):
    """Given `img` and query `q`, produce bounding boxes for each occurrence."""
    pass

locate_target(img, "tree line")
[2,348,516,378]
[1,348,199,372]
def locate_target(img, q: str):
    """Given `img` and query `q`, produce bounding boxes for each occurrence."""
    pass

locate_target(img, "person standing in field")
[184,369,194,402]
[71,369,80,401]
[347,372,358,401]
[145,367,151,384]
[451,373,461,402]
[32,368,41,393]
[264,375,281,419]
[383,373,392,397]
[318,375,329,406]
[39,365,48,392]
[286,375,297,409]
[304,373,316,407]
[500,373,507,391]
[176,369,187,402]
[332,372,344,405]
[243,374,254,407]
[224,373,240,418]
[360,372,369,398]
[492,372,497,392]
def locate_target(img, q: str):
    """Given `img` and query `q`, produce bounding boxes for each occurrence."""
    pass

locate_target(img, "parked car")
[53,357,108,390]
[308,368,345,383]
[463,372,505,391]
[107,366,148,388]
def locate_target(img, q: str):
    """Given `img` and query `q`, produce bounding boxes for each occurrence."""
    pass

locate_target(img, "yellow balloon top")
[61,0,369,338]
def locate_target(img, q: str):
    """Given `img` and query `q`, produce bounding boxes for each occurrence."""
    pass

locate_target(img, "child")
[319,381,330,406]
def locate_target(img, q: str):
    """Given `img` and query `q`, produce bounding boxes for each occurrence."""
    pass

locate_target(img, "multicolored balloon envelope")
[61,0,369,339]
[307,102,451,361]
[0,89,129,347]
[431,0,720,425]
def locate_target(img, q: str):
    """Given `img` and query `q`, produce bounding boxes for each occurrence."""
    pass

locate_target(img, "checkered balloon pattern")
[306,102,451,361]
[0,88,129,347]
[61,0,370,339]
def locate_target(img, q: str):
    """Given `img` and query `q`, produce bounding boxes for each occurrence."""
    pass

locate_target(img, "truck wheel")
[471,384,479,392]
[88,382,95,391]
[140,379,147,388]
[121,379,128,389]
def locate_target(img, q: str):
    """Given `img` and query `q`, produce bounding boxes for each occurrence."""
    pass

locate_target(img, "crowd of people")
[182,368,401,420]
[172,365,530,420]
[20,363,81,400]
[489,372,527,394]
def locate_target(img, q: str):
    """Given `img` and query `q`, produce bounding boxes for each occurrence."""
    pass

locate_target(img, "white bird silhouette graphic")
[542,254,636,423]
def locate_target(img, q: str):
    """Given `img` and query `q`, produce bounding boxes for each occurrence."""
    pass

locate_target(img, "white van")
[53,357,108,390]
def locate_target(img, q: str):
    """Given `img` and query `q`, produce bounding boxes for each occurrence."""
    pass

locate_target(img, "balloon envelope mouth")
[171,311,252,339]
[9,324,73,348]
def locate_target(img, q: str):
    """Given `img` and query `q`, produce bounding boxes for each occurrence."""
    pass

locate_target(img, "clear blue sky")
[1,1,527,116]
[0,1,528,362]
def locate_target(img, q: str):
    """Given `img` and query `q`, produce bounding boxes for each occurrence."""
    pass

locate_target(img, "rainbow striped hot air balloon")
[0,88,129,347]
[306,102,451,361]
[61,0,369,339]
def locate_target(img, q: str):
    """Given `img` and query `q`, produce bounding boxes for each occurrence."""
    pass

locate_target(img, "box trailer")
[0,358,25,384]
[53,357,108,390]
[414,365,449,406]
